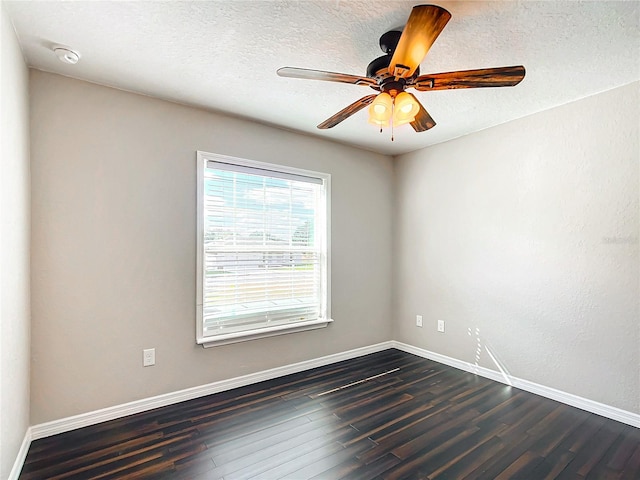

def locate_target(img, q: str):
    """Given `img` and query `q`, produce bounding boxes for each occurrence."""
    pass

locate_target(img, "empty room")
[1,1,638,479]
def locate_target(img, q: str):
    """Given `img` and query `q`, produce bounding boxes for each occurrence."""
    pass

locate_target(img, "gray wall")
[29,70,394,424]
[393,82,640,413]
[1,7,31,478]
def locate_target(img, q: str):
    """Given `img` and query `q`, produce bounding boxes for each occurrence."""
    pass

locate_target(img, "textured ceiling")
[4,1,640,155]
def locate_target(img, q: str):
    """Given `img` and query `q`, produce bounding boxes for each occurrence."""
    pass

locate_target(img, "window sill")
[197,318,334,348]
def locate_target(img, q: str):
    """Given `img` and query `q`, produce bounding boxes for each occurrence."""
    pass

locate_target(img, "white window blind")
[197,154,330,344]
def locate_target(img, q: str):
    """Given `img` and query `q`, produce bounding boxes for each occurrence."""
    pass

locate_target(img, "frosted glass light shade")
[368,93,393,126]
[393,92,419,126]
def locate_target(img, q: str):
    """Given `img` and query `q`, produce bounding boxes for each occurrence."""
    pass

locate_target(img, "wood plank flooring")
[19,349,640,479]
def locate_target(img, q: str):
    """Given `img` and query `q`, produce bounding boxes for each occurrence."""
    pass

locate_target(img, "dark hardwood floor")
[20,349,640,479]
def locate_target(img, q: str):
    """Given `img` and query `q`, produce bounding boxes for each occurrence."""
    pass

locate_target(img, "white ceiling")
[4,0,639,155]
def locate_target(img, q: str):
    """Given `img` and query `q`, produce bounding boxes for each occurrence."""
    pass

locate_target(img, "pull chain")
[391,99,395,141]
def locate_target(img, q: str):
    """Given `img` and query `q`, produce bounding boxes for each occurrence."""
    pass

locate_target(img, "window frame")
[196,151,332,347]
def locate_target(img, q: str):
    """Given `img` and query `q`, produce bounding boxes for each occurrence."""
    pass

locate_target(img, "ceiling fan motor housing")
[366,55,419,93]
[367,30,420,92]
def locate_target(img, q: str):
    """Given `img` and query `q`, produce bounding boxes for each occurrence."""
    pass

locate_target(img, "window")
[196,152,332,347]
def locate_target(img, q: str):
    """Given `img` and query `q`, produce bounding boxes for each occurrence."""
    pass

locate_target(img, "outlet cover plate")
[437,320,445,333]
[143,348,155,367]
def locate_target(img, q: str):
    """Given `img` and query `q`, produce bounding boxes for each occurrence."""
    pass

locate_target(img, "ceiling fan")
[277,4,525,135]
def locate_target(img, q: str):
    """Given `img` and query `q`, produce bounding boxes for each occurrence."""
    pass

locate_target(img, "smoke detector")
[53,46,80,65]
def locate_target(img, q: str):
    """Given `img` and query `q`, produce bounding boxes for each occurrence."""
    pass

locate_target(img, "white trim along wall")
[11,342,640,479]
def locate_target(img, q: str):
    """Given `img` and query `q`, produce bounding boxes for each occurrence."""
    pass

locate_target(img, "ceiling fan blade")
[412,66,526,91]
[317,94,377,129]
[388,5,451,79]
[277,67,377,87]
[408,94,436,132]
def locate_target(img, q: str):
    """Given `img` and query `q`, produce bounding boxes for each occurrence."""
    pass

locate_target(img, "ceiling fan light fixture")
[393,92,419,126]
[277,4,524,136]
[368,92,393,126]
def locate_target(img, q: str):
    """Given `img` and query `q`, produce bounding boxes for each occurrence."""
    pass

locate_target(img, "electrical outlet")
[143,348,155,367]
[437,320,445,333]
[416,315,423,327]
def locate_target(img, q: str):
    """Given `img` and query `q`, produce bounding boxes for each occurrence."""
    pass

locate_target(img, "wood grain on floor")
[19,349,640,479]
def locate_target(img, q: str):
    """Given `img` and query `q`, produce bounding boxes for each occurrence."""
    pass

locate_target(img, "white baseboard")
[392,341,640,428]
[30,341,394,440]
[8,427,32,480]
[13,339,639,480]
[27,338,639,446]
